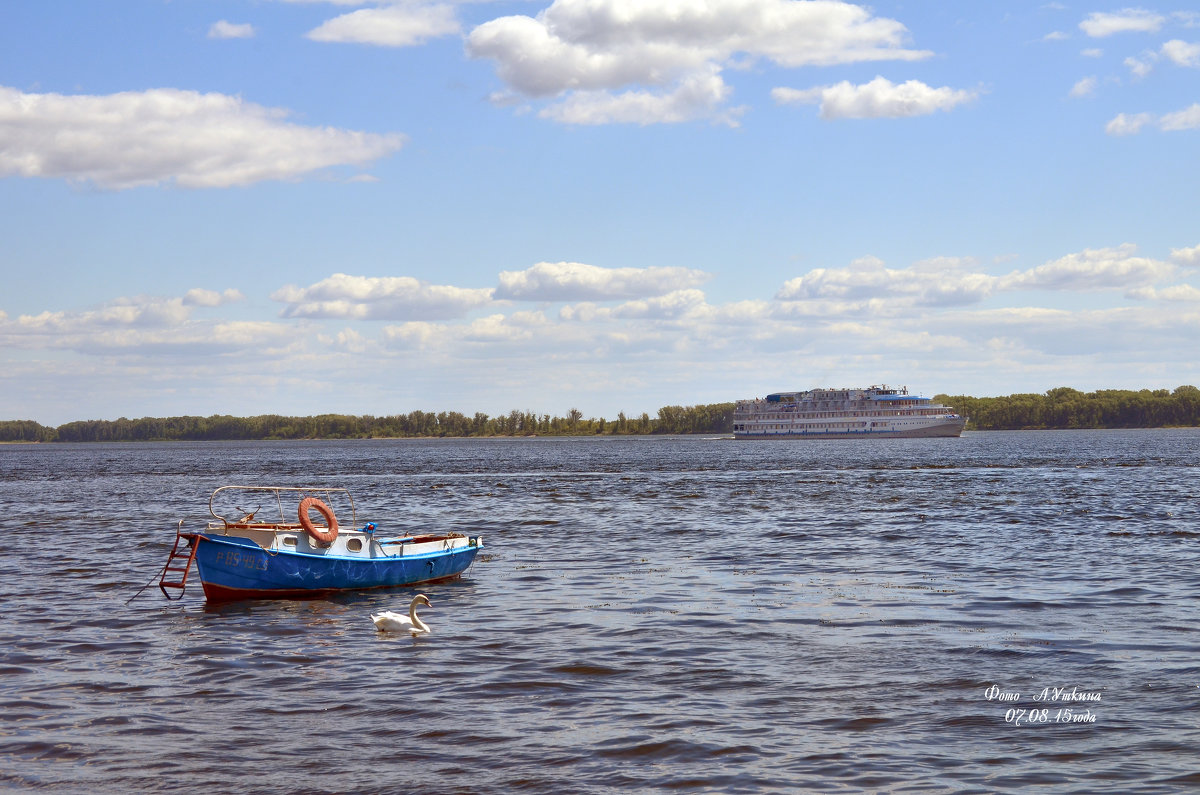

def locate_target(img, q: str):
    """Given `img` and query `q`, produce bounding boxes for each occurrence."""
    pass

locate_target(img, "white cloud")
[558,296,739,329]
[776,256,997,307]
[1070,76,1098,97]
[610,289,708,320]
[1079,9,1165,37]
[382,311,569,354]
[772,245,1180,314]
[330,327,370,354]
[1000,244,1172,291]
[467,0,931,124]
[0,294,296,356]
[0,86,405,189]
[1044,31,1069,41]
[539,69,740,126]
[306,4,460,47]
[1126,284,1200,301]
[184,288,245,307]
[495,262,711,301]
[1124,54,1154,77]
[272,273,494,320]
[1160,103,1200,130]
[381,321,439,349]
[772,76,977,119]
[1171,244,1200,266]
[14,302,182,333]
[1081,47,1104,57]
[460,313,533,343]
[1161,39,1200,66]
[1106,104,1200,134]
[1106,111,1153,135]
[202,321,298,349]
[208,20,256,39]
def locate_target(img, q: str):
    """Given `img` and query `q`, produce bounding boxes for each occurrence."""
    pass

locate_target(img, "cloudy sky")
[2,1,1198,425]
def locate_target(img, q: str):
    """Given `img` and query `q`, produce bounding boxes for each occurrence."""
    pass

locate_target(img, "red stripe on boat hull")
[199,571,471,603]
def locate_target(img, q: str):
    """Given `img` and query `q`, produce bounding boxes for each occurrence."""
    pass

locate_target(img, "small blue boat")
[160,486,482,602]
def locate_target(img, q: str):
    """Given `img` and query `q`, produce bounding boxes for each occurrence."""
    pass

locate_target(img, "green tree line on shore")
[0,403,737,443]
[939,386,1200,430]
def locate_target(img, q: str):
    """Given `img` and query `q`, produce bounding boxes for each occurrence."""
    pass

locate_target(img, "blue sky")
[2,1,1198,425]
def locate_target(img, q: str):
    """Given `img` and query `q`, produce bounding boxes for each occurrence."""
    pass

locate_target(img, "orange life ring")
[298,496,339,545]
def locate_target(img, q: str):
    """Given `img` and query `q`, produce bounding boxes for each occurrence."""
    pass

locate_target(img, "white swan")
[371,594,432,634]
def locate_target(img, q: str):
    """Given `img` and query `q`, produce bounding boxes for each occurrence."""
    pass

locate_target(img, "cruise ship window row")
[734,412,951,421]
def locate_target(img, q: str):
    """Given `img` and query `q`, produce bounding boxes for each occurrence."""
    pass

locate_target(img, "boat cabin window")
[347,538,363,552]
[283,536,298,547]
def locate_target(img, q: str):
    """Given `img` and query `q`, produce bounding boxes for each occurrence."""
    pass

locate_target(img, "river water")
[2,430,1199,793]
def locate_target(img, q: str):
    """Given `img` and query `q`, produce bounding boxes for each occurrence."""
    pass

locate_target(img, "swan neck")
[409,600,429,631]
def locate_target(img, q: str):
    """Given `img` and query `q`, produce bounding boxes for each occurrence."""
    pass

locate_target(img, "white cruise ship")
[733,385,966,439]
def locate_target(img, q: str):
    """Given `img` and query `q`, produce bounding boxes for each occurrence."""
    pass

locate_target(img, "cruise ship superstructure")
[733,386,966,439]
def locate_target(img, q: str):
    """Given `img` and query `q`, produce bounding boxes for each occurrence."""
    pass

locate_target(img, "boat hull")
[190,533,481,602]
[734,418,967,439]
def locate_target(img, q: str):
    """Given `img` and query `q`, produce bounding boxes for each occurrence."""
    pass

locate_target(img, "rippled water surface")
[3,431,1200,793]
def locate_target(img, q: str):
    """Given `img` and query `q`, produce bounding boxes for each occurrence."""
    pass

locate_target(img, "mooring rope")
[125,557,172,606]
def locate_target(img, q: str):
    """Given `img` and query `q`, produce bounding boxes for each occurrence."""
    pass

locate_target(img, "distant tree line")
[940,386,1200,430]
[0,403,737,443]
[5,387,1197,442]
[0,420,58,443]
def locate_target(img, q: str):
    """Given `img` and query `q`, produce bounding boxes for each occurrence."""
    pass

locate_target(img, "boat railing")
[208,485,357,530]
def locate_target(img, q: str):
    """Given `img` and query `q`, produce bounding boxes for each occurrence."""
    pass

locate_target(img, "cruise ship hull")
[734,417,966,439]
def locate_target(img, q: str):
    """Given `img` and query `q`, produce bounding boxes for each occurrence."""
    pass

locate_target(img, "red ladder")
[159,521,199,599]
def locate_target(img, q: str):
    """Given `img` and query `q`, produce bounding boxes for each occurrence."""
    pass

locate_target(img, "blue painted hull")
[190,533,481,602]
